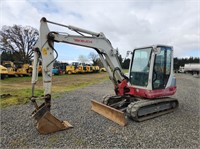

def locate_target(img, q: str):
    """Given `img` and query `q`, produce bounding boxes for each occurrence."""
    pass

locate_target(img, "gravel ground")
[1,74,199,148]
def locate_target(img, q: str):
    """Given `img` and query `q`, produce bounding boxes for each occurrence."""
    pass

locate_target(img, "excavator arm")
[31,17,127,134]
[32,17,125,93]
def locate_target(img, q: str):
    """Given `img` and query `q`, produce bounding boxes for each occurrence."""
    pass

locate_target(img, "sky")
[0,0,199,62]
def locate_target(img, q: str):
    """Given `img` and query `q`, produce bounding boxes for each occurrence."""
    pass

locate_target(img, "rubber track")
[126,97,179,122]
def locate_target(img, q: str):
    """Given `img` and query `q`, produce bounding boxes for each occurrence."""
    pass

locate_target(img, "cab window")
[152,47,171,89]
[130,47,152,87]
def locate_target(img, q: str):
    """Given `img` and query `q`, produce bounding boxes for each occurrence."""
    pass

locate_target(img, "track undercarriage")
[91,95,179,125]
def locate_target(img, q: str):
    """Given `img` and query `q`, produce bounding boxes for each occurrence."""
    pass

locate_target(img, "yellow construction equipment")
[66,65,76,74]
[2,61,17,77]
[0,65,8,79]
[100,67,106,72]
[77,65,86,73]
[38,65,43,76]
[2,61,32,77]
[86,66,93,73]
[93,66,100,73]
[15,63,32,76]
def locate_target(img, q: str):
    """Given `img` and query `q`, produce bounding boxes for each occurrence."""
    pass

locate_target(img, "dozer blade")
[32,104,73,135]
[91,100,127,126]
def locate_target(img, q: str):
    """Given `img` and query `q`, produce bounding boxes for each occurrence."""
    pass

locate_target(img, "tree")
[96,58,104,68]
[173,57,200,71]
[122,58,130,69]
[0,25,39,63]
[88,51,123,67]
[78,55,88,63]
[117,53,123,67]
[88,52,99,65]
[1,51,15,62]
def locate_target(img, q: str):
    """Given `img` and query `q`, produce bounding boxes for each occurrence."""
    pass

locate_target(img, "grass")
[0,69,128,108]
[0,72,109,108]
[123,69,129,73]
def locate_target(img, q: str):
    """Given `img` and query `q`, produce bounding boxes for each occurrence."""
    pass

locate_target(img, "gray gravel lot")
[1,74,200,148]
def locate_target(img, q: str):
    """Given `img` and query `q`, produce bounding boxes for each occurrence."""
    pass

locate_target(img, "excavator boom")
[31,17,125,134]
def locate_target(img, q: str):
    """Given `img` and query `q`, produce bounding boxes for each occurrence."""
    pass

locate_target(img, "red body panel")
[116,80,176,99]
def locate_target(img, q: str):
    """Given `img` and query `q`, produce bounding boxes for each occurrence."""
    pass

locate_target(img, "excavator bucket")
[91,100,127,126]
[32,104,73,135]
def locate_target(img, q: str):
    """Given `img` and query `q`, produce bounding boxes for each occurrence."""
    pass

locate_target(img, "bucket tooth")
[91,100,127,126]
[32,104,72,135]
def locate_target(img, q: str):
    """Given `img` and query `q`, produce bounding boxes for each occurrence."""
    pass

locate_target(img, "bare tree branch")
[0,25,39,63]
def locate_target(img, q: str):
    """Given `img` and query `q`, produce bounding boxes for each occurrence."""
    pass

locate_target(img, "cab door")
[152,47,172,89]
[129,47,152,87]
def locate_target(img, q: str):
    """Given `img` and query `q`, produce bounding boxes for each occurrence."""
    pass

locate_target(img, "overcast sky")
[1,0,199,61]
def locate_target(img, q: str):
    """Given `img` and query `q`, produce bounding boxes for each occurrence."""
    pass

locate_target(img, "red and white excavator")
[31,17,178,134]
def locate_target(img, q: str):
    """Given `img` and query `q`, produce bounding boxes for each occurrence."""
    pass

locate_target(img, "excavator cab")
[92,45,178,125]
[129,45,176,92]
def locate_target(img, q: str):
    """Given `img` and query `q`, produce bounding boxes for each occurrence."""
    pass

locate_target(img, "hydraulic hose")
[113,67,129,83]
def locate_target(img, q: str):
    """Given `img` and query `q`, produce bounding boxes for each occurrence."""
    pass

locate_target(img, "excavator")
[31,17,178,134]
